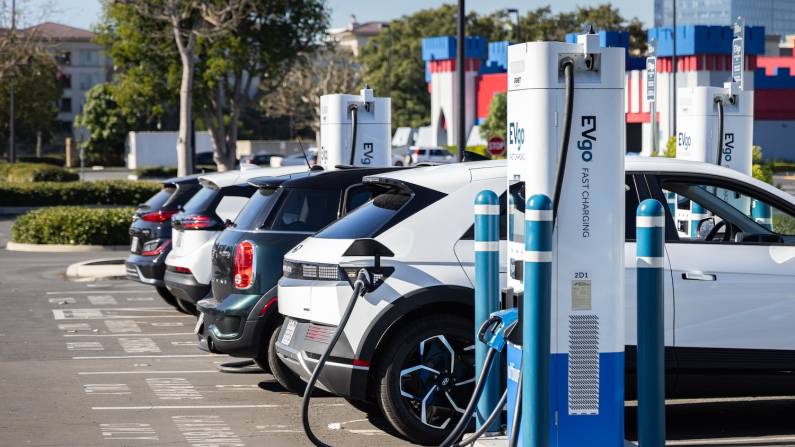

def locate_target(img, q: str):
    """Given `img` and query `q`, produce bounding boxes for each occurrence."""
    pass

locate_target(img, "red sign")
[487,137,506,157]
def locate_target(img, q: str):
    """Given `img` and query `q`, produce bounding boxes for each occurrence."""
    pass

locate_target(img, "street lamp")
[380,23,391,97]
[9,0,16,164]
[504,8,519,43]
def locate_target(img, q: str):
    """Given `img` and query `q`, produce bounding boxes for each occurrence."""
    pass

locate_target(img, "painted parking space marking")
[105,320,141,333]
[172,415,244,446]
[84,384,131,395]
[94,404,277,410]
[49,297,76,304]
[59,323,92,331]
[99,423,158,441]
[214,385,260,390]
[119,338,161,353]
[73,354,216,360]
[170,341,196,346]
[67,342,104,351]
[126,297,154,301]
[151,322,184,327]
[53,308,189,320]
[65,333,194,337]
[48,291,150,294]
[147,378,203,400]
[89,295,118,305]
[79,371,217,375]
[257,425,304,434]
[666,435,795,445]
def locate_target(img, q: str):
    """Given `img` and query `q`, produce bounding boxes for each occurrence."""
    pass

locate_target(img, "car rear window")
[268,188,342,232]
[182,184,255,217]
[315,181,446,239]
[233,187,280,230]
[141,186,176,211]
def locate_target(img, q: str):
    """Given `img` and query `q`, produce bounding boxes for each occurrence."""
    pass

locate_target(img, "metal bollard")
[474,190,501,433]
[522,194,553,447]
[636,199,666,447]
[752,199,772,230]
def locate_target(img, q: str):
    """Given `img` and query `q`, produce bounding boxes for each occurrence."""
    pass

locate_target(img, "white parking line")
[64,333,194,337]
[58,323,92,331]
[147,378,202,400]
[48,291,151,294]
[93,405,278,410]
[79,371,216,375]
[84,384,131,395]
[73,354,216,360]
[126,298,154,301]
[88,295,118,305]
[118,338,161,353]
[48,298,76,304]
[105,320,141,333]
[151,323,184,327]
[67,342,104,351]
[100,423,158,440]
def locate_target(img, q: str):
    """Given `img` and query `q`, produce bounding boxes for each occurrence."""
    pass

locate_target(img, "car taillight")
[414,149,420,155]
[234,241,255,289]
[182,214,214,229]
[245,159,253,164]
[175,266,191,274]
[141,239,171,256]
[141,210,178,223]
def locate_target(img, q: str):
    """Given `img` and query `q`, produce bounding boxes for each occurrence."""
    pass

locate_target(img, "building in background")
[25,22,112,136]
[423,26,795,160]
[328,15,388,56]
[655,0,795,39]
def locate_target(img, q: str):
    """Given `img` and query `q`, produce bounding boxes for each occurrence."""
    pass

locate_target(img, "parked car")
[195,166,407,392]
[126,174,203,311]
[406,146,455,166]
[195,151,216,165]
[275,156,795,443]
[241,152,279,167]
[163,166,305,313]
[272,149,318,167]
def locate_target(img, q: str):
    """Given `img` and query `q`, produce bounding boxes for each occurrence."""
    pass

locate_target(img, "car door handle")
[682,272,716,281]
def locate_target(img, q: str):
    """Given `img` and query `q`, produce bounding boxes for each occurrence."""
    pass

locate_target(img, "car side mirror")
[696,217,715,239]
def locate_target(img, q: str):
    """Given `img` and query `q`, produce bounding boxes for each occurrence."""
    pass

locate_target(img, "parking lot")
[2,226,795,446]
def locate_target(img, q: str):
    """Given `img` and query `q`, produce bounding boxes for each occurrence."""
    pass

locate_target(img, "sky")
[34,0,654,32]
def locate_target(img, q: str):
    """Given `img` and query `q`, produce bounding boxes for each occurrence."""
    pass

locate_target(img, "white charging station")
[675,83,754,236]
[506,33,626,446]
[319,87,391,170]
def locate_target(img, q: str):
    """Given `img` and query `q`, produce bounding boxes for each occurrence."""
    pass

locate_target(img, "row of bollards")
[474,192,667,446]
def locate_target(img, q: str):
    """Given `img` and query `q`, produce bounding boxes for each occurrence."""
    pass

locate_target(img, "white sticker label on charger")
[572,280,592,311]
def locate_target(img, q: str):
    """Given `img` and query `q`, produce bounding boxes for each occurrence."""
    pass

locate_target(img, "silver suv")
[405,146,455,166]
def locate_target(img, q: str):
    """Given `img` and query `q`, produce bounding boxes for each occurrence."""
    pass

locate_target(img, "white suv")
[164,166,304,313]
[406,146,455,166]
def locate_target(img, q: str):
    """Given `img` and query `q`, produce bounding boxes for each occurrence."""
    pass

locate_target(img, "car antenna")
[297,137,311,171]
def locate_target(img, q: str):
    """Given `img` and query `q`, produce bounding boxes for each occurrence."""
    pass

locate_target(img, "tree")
[75,83,139,166]
[108,0,249,176]
[195,0,328,170]
[260,45,361,144]
[0,49,62,156]
[479,92,506,141]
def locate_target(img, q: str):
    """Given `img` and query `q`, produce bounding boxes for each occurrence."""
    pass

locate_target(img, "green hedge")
[12,206,136,245]
[0,180,161,206]
[0,162,79,182]
[17,156,66,167]
[134,165,217,178]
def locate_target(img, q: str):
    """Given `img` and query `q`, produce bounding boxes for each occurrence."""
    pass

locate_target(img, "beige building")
[328,15,388,56]
[25,22,112,136]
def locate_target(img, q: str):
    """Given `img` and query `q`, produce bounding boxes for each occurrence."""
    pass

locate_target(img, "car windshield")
[233,187,280,230]
[268,188,341,232]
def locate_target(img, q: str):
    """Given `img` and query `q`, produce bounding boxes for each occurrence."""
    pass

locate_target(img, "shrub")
[17,156,66,167]
[134,165,217,178]
[12,206,136,245]
[0,180,161,206]
[0,162,79,182]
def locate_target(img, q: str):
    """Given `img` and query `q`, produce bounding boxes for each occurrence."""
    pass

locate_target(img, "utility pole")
[672,0,677,138]
[9,0,16,163]
[505,9,519,43]
[456,0,465,162]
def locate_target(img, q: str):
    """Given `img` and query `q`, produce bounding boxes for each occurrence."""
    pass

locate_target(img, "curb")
[66,258,127,281]
[6,241,129,252]
[0,205,130,215]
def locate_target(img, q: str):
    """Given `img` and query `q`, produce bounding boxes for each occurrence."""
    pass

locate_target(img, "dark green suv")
[195,166,405,391]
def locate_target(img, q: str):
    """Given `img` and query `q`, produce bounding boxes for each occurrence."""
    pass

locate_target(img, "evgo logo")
[509,123,525,150]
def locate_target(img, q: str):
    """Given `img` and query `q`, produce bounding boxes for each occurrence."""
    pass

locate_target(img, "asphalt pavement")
[1,246,795,446]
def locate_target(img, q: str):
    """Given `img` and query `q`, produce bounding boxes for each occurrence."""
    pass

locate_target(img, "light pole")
[672,0,677,138]
[9,0,16,164]
[504,8,519,43]
[380,23,391,97]
[456,0,465,162]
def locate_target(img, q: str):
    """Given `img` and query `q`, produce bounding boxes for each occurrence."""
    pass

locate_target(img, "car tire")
[175,298,197,315]
[344,397,382,415]
[267,319,310,395]
[156,287,187,313]
[252,357,272,375]
[376,314,476,445]
[395,161,403,167]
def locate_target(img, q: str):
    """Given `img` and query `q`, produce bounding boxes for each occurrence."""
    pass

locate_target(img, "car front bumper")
[196,287,278,359]
[273,317,369,400]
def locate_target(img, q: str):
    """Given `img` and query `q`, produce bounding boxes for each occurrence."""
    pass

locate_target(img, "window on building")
[79,51,98,66]
[55,52,71,66]
[59,73,71,89]
[78,74,99,91]
[61,121,72,133]
[80,97,87,113]
[61,98,72,113]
